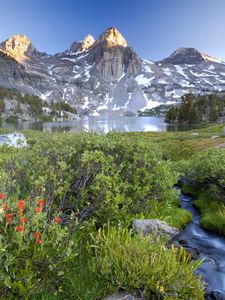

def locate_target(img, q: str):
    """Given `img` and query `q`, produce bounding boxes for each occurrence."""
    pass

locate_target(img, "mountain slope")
[0,28,225,115]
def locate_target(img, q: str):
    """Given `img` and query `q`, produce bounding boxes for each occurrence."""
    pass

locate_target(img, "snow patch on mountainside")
[174,65,189,79]
[135,74,155,86]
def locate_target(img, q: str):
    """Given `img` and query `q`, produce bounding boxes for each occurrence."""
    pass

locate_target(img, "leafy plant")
[91,226,205,300]
[0,193,77,299]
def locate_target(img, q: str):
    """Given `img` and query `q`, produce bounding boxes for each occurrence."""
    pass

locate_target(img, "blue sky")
[0,0,225,61]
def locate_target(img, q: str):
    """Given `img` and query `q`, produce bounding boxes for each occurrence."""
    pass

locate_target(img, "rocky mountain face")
[0,27,225,115]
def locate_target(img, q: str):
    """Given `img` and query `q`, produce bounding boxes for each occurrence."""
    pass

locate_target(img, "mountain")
[160,47,224,65]
[0,28,225,115]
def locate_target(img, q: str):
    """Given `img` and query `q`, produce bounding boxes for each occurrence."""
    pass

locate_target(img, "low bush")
[0,131,207,298]
[182,148,225,235]
[91,226,205,300]
[1,133,182,229]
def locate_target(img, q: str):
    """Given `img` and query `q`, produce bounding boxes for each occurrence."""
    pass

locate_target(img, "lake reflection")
[1,115,201,133]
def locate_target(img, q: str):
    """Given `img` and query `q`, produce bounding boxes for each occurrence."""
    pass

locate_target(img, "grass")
[193,193,225,235]
[181,185,225,235]
[124,123,225,160]
[165,207,192,229]
[1,122,225,161]
[93,226,205,300]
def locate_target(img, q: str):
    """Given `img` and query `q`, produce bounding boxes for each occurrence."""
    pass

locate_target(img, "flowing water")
[175,191,225,298]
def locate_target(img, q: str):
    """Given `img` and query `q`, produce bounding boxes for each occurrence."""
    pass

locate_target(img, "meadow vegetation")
[0,124,225,299]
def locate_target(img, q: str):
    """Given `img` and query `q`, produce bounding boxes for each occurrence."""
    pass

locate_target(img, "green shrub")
[91,226,205,300]
[0,194,77,299]
[0,131,207,299]
[183,148,225,235]
[0,99,5,114]
[2,133,181,228]
[51,101,77,114]
[185,149,225,193]
[5,115,19,124]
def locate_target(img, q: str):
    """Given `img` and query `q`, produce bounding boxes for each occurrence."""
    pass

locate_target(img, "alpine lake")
[0,114,206,133]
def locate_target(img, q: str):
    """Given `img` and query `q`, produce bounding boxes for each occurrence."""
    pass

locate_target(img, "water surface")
[175,191,225,296]
[1,115,203,133]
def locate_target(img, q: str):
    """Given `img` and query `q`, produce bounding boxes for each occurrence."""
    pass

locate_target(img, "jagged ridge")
[0,28,225,115]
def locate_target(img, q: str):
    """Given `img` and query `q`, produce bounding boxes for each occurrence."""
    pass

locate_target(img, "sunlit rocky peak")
[201,53,223,64]
[0,34,35,62]
[97,27,128,47]
[80,34,95,51]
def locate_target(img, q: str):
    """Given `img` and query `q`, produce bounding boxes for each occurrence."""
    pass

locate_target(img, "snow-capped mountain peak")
[161,47,224,66]
[0,29,225,115]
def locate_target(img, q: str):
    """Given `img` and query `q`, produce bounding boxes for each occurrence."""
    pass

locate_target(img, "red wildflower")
[54,217,61,224]
[35,207,42,214]
[16,225,24,232]
[5,213,13,224]
[20,217,27,224]
[38,199,45,207]
[33,232,41,239]
[0,193,5,200]
[2,204,9,211]
[37,238,42,244]
[18,200,26,210]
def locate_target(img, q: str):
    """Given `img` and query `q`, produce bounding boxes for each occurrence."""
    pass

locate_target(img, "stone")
[133,219,180,239]
[215,143,225,149]
[191,132,199,136]
[0,132,27,148]
[103,292,144,300]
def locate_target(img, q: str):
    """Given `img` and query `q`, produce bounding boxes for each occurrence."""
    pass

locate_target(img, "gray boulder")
[0,132,27,148]
[133,219,180,239]
[103,292,144,300]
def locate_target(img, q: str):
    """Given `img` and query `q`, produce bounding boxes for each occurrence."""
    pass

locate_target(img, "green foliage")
[61,224,110,300]
[165,93,225,124]
[0,195,77,299]
[5,115,19,124]
[0,87,24,100]
[24,95,46,118]
[1,132,181,228]
[185,148,225,194]
[183,148,225,234]
[0,86,77,120]
[91,226,204,300]
[0,130,210,298]
[0,99,5,114]
[51,101,77,114]
[193,194,225,235]
[39,115,54,122]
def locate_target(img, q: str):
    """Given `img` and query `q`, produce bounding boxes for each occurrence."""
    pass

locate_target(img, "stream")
[174,190,225,299]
